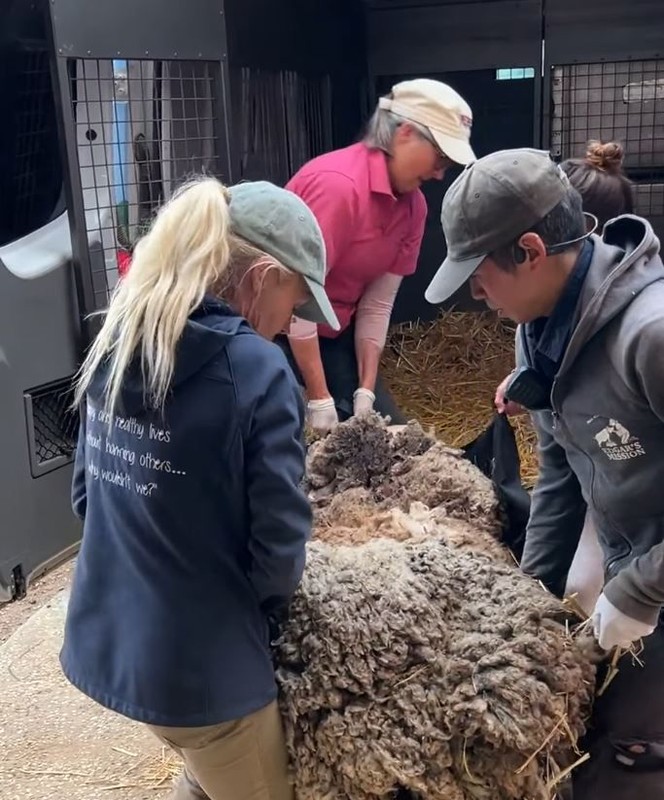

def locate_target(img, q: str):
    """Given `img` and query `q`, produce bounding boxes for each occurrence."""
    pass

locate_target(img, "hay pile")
[381,312,539,485]
[274,415,597,800]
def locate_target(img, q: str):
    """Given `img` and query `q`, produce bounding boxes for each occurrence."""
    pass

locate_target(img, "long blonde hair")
[75,177,275,417]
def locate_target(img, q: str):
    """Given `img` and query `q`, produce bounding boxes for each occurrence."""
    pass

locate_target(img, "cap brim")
[431,131,476,166]
[425,253,485,305]
[297,277,340,330]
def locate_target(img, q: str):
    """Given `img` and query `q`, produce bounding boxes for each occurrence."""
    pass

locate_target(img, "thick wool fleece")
[276,415,598,800]
[275,539,596,800]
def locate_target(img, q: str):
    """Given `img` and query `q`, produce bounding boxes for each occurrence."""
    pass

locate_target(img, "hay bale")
[381,312,539,486]
[274,415,597,800]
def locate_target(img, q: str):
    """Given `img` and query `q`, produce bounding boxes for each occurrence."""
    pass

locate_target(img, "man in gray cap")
[426,148,664,798]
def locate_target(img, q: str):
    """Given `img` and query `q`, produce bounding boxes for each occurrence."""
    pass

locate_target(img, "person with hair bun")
[561,139,635,228]
[60,177,339,800]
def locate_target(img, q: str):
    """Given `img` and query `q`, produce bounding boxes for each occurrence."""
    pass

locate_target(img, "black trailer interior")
[0,0,82,602]
[1,0,663,599]
[221,0,664,319]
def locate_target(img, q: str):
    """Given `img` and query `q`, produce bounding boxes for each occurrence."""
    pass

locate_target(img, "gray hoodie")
[518,215,664,625]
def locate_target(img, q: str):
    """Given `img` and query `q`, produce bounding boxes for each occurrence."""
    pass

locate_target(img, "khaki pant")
[148,700,293,800]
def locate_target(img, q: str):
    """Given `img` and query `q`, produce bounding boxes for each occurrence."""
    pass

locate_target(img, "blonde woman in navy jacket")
[61,178,338,800]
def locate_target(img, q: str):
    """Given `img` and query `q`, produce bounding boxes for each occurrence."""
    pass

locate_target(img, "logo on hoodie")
[593,419,646,461]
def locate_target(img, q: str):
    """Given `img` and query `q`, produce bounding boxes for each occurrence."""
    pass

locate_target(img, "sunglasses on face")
[419,129,454,171]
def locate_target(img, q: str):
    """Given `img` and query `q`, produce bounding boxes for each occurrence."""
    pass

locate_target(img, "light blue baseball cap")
[228,181,339,330]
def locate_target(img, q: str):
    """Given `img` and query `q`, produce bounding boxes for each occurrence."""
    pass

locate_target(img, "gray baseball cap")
[228,180,339,330]
[425,148,572,305]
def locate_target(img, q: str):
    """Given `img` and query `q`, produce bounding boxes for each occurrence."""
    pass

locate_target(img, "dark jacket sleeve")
[521,409,587,596]
[71,407,87,522]
[514,326,587,596]
[242,350,311,615]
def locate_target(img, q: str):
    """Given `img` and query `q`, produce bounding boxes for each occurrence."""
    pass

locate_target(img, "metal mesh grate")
[27,380,79,466]
[238,68,333,186]
[72,58,222,310]
[634,180,664,243]
[0,43,64,246]
[551,60,664,168]
[551,59,664,241]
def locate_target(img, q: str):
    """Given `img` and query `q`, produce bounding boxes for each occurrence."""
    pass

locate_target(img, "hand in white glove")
[591,593,656,651]
[306,398,339,433]
[353,388,375,416]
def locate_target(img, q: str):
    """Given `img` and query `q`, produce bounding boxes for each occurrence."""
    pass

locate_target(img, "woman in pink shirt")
[283,78,476,432]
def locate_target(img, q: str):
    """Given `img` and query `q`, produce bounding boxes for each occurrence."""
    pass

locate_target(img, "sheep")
[275,415,597,800]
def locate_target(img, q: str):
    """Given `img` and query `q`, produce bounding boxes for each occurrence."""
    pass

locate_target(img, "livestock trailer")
[1,0,662,600]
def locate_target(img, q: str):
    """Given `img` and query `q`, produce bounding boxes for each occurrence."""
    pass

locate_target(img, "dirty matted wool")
[306,414,500,538]
[377,442,500,535]
[315,499,510,564]
[275,416,598,799]
[306,414,397,498]
[275,539,596,800]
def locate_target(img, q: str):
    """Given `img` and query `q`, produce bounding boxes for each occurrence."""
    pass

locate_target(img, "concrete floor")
[0,585,176,800]
[0,561,75,646]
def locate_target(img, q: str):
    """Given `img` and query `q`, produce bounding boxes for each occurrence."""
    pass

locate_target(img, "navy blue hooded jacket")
[60,298,311,726]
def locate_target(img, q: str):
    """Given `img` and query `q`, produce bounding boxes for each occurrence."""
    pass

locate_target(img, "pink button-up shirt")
[286,143,427,338]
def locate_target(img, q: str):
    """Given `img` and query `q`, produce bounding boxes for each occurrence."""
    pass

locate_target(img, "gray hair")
[491,186,586,271]
[362,107,435,154]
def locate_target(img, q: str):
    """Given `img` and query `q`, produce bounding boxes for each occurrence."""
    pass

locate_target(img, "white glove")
[591,593,656,651]
[353,388,375,416]
[306,398,339,433]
